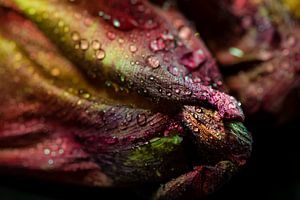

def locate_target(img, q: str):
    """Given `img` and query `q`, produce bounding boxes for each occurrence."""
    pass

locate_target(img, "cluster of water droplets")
[71,31,106,60]
[65,0,226,108]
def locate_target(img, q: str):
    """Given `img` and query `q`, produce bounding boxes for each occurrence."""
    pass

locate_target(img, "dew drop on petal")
[92,40,101,50]
[74,43,80,49]
[178,26,192,40]
[95,49,106,60]
[184,90,192,96]
[196,108,202,113]
[118,38,124,44]
[58,149,64,154]
[137,114,147,126]
[149,76,155,81]
[157,87,163,93]
[71,31,80,41]
[44,148,51,155]
[84,17,93,27]
[147,56,160,69]
[193,127,199,132]
[149,39,165,52]
[48,159,54,165]
[126,113,132,122]
[107,31,116,40]
[129,44,138,53]
[51,68,60,77]
[80,39,89,50]
[113,19,121,28]
[229,47,244,58]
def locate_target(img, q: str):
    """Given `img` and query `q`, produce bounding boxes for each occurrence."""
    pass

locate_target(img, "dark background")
[0,119,300,200]
[1,1,300,199]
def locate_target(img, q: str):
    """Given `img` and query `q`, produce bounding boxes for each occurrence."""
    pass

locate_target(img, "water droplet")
[58,149,64,154]
[120,75,125,82]
[48,159,54,165]
[92,40,101,50]
[196,108,202,113]
[84,17,93,27]
[107,31,116,40]
[129,44,138,53]
[113,19,121,28]
[118,38,124,44]
[44,148,51,155]
[166,91,172,97]
[184,90,192,96]
[71,31,80,41]
[98,11,104,17]
[150,121,155,126]
[149,76,155,81]
[229,47,244,58]
[150,38,165,52]
[64,26,70,33]
[83,93,91,99]
[147,56,160,69]
[137,114,147,126]
[100,9,138,31]
[51,68,60,76]
[158,87,163,93]
[80,39,89,50]
[193,77,202,83]
[95,49,106,60]
[126,113,132,122]
[178,26,192,40]
[58,20,65,28]
[105,81,112,87]
[74,44,80,49]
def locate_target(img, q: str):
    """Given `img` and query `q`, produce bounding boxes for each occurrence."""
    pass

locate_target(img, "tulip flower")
[0,0,252,199]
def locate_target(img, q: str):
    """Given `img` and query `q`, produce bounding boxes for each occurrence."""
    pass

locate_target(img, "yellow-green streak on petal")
[125,135,183,167]
[0,33,108,113]
[10,0,137,79]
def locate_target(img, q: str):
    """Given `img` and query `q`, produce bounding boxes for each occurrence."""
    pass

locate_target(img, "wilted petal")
[0,9,187,185]
[0,0,252,197]
[0,0,245,120]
